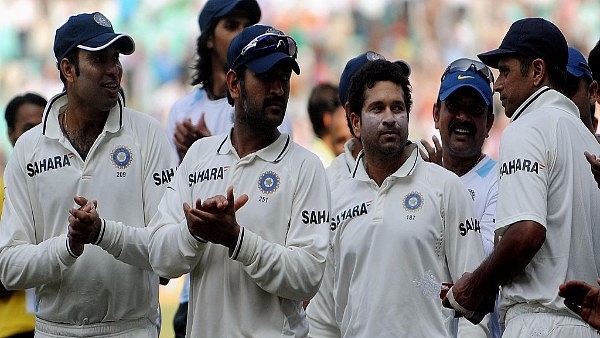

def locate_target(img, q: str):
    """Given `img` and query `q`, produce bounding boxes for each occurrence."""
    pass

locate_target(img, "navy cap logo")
[93,12,112,28]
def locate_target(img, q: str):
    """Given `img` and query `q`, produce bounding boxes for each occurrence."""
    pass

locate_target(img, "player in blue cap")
[422,58,502,337]
[564,46,598,135]
[0,12,175,337]
[167,2,263,336]
[145,24,330,337]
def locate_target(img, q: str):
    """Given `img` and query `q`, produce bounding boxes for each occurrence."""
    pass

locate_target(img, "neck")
[443,152,484,177]
[231,126,281,158]
[209,59,227,100]
[363,143,413,186]
[61,105,108,159]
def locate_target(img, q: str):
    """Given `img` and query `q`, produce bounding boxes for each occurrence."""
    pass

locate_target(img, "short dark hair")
[307,83,341,138]
[57,48,80,86]
[516,54,566,93]
[564,72,593,99]
[347,60,412,123]
[5,92,47,130]
[590,40,600,82]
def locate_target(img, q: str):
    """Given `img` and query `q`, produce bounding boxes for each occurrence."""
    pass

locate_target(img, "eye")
[391,103,406,113]
[445,100,458,112]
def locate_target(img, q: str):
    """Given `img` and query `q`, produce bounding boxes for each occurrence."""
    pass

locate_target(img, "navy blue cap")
[227,25,300,75]
[439,68,493,106]
[567,46,593,80]
[478,17,567,69]
[198,0,261,33]
[54,12,134,61]
[338,51,410,104]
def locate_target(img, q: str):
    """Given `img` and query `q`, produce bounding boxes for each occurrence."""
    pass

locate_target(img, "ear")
[432,102,441,130]
[206,33,214,49]
[7,128,16,146]
[226,69,241,102]
[531,59,546,86]
[589,80,599,105]
[322,112,333,129]
[60,58,76,84]
[349,111,361,138]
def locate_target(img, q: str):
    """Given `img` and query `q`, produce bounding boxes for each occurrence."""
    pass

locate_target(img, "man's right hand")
[174,114,212,160]
[420,136,443,166]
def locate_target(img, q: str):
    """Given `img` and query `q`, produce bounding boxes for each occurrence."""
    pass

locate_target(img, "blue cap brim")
[245,53,300,75]
[439,70,493,106]
[477,48,516,69]
[78,33,135,55]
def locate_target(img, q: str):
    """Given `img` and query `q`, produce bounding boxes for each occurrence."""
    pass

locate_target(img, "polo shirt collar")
[42,91,125,138]
[353,142,419,181]
[217,129,291,163]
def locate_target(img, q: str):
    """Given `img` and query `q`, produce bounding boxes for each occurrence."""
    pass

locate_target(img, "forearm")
[237,227,328,301]
[96,219,154,271]
[472,220,546,291]
[0,235,76,289]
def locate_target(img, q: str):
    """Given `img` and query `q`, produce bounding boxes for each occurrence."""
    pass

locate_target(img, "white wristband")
[446,287,475,318]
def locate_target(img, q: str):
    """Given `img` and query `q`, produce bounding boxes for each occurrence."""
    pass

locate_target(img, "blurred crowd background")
[0,1,598,336]
[1,0,599,164]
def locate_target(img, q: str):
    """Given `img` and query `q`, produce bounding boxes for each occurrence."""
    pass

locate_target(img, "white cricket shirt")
[496,87,600,320]
[148,131,331,338]
[0,92,176,329]
[326,138,361,186]
[167,88,293,154]
[312,143,488,337]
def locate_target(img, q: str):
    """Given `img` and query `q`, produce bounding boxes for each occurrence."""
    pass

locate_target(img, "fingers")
[196,113,212,138]
[420,136,443,166]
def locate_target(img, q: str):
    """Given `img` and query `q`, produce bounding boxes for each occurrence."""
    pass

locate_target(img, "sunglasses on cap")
[441,58,495,85]
[230,32,298,70]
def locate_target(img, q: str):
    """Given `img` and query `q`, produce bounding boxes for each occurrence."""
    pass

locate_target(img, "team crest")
[111,145,133,169]
[258,171,280,194]
[93,12,112,28]
[403,191,424,212]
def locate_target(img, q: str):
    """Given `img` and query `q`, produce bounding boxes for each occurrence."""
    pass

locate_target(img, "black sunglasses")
[441,58,495,85]
[230,32,298,71]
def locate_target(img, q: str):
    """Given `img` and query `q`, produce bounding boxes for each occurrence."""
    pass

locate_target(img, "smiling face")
[351,80,409,158]
[63,46,123,112]
[434,87,493,159]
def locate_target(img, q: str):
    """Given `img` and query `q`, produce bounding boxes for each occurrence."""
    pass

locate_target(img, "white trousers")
[503,304,597,338]
[34,317,158,338]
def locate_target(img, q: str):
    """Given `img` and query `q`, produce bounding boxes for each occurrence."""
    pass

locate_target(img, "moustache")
[449,120,477,134]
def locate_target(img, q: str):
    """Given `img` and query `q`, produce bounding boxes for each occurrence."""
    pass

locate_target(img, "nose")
[106,59,122,76]
[269,79,285,96]
[382,107,397,126]
[493,78,502,93]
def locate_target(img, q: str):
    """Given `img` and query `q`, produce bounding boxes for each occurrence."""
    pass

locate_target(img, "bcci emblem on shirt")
[403,191,424,212]
[258,170,280,194]
[111,145,133,170]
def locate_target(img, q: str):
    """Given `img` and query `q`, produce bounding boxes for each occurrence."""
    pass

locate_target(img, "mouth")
[102,82,120,93]
[450,122,476,137]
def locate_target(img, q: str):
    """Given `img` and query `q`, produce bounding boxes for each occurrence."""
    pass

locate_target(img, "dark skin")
[442,56,552,317]
[59,48,120,160]
[559,278,600,330]
[70,62,293,255]
[173,11,254,161]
